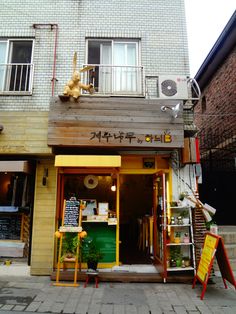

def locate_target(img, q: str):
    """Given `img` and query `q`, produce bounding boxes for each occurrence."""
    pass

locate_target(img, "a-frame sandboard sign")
[192,232,236,300]
[53,197,82,287]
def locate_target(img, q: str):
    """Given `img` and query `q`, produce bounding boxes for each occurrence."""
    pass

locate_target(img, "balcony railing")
[81,64,144,96]
[0,63,34,94]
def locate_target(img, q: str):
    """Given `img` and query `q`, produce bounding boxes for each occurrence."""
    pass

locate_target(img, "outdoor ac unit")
[158,75,189,99]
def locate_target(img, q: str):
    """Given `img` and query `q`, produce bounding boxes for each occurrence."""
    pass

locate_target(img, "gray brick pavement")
[0,276,236,314]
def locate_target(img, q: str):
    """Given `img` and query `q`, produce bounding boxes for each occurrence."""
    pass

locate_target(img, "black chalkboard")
[63,199,80,227]
[0,214,21,240]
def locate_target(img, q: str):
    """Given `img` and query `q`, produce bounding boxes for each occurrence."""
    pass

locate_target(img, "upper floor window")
[83,39,144,96]
[0,39,34,94]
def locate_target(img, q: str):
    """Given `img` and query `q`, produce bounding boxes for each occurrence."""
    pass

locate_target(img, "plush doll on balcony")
[63,52,94,99]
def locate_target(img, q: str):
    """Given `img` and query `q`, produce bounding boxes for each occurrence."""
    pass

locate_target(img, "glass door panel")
[153,172,168,281]
[113,42,137,93]
[99,42,112,93]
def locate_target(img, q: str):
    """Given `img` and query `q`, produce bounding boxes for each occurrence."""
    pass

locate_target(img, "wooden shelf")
[167,243,193,246]
[167,266,194,272]
[167,224,191,227]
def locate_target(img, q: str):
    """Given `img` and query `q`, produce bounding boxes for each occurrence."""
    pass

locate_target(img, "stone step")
[214,258,236,271]
[218,232,236,244]
[222,244,236,258]
[218,225,236,232]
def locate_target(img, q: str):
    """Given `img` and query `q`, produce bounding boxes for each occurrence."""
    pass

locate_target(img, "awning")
[0,161,32,173]
[55,155,121,167]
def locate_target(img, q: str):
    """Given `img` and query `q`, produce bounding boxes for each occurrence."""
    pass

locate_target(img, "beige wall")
[30,159,57,275]
[0,112,51,155]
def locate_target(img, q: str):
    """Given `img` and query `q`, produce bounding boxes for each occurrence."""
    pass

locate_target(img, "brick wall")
[0,0,190,111]
[194,46,236,143]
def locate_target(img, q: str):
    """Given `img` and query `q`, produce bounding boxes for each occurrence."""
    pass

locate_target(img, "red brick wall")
[194,46,236,143]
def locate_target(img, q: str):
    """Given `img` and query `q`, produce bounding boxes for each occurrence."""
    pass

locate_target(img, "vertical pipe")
[51,24,58,96]
[32,24,58,96]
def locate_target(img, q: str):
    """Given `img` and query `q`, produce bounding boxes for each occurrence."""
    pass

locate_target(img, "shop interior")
[63,173,154,265]
[0,172,32,260]
[119,174,153,264]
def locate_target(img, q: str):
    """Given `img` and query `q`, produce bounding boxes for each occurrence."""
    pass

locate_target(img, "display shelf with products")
[165,206,196,274]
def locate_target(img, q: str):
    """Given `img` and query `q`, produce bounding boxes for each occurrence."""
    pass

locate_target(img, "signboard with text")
[193,233,236,300]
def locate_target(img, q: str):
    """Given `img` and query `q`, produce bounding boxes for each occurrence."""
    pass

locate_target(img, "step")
[218,232,236,244]
[214,258,236,271]
[222,244,236,259]
[218,225,236,232]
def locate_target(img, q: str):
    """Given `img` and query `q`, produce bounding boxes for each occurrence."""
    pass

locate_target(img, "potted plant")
[169,246,182,267]
[174,231,181,243]
[179,192,188,206]
[183,256,191,267]
[181,210,190,225]
[60,232,79,262]
[183,233,190,243]
[83,241,103,270]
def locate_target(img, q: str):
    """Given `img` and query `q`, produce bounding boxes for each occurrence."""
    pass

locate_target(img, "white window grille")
[0,39,34,94]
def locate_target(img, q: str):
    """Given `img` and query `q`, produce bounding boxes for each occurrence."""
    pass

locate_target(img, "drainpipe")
[32,23,58,96]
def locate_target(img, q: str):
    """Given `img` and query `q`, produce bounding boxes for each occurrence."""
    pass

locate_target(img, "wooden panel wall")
[0,112,51,155]
[48,97,184,149]
[30,160,57,275]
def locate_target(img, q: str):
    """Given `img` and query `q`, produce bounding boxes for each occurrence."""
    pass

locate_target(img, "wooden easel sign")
[192,232,236,300]
[54,197,82,287]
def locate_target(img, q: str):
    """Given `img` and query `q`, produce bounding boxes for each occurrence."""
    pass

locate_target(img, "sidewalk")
[0,264,236,314]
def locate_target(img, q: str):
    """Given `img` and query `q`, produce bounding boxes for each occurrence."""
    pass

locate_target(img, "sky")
[184,0,235,77]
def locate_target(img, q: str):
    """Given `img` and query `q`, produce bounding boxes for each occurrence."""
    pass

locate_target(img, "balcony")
[0,63,34,95]
[80,64,144,97]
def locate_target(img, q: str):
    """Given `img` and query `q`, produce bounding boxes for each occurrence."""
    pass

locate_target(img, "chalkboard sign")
[63,198,80,227]
[0,214,21,240]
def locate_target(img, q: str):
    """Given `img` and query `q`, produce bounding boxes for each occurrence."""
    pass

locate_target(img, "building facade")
[194,11,236,225]
[0,0,200,281]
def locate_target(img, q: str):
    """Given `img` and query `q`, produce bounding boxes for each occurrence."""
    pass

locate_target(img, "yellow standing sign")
[193,232,236,300]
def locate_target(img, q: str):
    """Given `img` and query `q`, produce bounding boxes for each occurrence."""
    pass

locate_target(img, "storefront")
[0,161,34,261]
[46,96,198,281]
[53,154,171,271]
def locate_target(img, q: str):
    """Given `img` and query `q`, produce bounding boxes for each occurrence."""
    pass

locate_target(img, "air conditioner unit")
[158,75,189,99]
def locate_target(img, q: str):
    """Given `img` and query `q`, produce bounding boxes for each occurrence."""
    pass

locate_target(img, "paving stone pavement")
[0,275,235,314]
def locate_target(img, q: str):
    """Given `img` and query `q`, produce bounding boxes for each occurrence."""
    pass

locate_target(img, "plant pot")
[170,259,177,267]
[176,259,182,267]
[183,237,190,243]
[182,218,190,225]
[184,259,191,267]
[174,237,180,244]
[87,261,98,270]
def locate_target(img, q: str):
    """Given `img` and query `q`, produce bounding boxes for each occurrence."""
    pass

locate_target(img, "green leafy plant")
[60,232,79,262]
[83,242,103,263]
[170,246,182,261]
[181,210,189,218]
[179,192,188,201]
[205,220,217,230]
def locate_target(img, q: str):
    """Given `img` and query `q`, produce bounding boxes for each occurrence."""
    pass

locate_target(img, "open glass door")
[153,172,168,282]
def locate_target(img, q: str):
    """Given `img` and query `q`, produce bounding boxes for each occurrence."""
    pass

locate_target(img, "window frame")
[0,38,34,95]
[85,38,143,96]
[86,38,141,67]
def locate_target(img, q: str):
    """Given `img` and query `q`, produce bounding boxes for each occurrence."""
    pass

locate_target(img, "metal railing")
[81,64,144,96]
[0,63,34,94]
